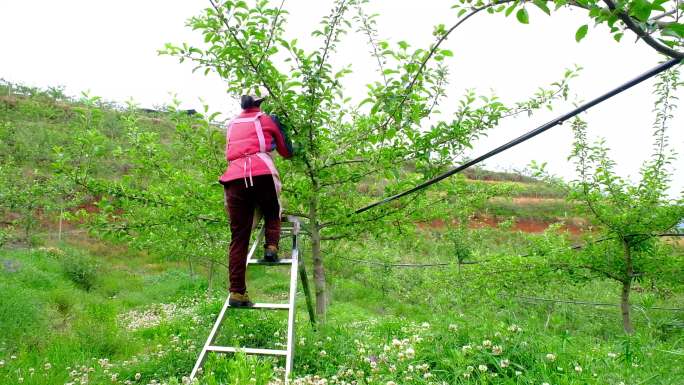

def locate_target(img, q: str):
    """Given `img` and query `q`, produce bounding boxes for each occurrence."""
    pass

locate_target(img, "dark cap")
[240,94,266,109]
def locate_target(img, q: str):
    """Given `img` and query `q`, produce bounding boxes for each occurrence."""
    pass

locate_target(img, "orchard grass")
[1,227,682,385]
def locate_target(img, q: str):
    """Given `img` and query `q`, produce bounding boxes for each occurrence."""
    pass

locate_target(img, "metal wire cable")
[355,58,682,214]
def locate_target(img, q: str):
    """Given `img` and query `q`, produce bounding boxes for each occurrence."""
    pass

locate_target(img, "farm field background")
[1,83,682,385]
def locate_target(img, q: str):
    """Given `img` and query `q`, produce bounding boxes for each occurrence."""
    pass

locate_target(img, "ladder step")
[248,258,293,265]
[206,346,288,356]
[229,303,290,310]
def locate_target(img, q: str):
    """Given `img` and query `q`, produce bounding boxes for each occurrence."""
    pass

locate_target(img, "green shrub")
[61,254,98,291]
[0,282,46,344]
[48,287,76,316]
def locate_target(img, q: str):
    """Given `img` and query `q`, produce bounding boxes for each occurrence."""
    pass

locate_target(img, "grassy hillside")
[1,83,683,385]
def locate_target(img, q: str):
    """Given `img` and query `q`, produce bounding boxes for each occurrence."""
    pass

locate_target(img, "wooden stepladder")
[189,215,315,383]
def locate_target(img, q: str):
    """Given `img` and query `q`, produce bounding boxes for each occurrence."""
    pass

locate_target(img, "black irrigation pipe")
[355,58,682,214]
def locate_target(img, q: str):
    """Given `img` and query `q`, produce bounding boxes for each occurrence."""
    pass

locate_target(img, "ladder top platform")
[248,258,293,265]
[228,303,290,310]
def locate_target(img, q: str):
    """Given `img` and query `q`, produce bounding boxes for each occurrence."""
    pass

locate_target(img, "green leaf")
[554,0,568,10]
[441,49,454,57]
[613,32,624,42]
[628,0,653,21]
[516,8,530,24]
[662,23,684,39]
[575,24,589,42]
[505,1,518,17]
[533,0,551,15]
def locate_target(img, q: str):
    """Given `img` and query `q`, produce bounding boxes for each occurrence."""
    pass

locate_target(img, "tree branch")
[603,0,684,59]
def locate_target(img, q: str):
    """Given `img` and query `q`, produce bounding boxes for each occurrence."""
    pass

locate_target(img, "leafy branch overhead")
[155,0,580,318]
[451,0,684,58]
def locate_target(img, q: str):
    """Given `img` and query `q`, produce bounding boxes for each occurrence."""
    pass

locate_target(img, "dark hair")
[240,95,264,110]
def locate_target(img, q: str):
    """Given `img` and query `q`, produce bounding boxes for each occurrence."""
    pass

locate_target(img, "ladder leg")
[298,260,316,329]
[189,295,231,380]
[284,222,300,382]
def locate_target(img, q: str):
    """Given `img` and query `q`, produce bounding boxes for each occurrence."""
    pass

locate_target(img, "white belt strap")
[252,113,266,153]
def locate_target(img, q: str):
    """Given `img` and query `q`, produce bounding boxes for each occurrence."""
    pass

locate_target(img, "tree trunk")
[188,257,195,279]
[621,240,634,334]
[58,207,64,242]
[207,257,215,294]
[309,198,327,322]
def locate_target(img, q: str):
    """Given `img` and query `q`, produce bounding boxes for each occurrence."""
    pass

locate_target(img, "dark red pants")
[223,175,281,294]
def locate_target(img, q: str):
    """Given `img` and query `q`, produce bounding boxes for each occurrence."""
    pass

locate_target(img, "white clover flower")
[135,372,142,380]
[515,370,522,376]
[492,345,503,355]
[461,344,472,353]
[392,339,402,347]
[545,353,556,362]
[482,340,492,348]
[408,365,414,372]
[508,324,522,333]
[0,360,4,367]
[448,324,458,331]
[112,373,119,381]
[478,364,488,372]
[500,359,510,368]
[542,383,550,385]
[421,322,430,328]
[319,350,327,357]
[386,382,397,385]
[405,347,415,359]
[44,363,52,370]
[607,352,617,358]
[18,378,24,383]
[574,365,582,373]
[462,372,471,379]
[11,355,17,360]
[389,364,396,373]
[423,372,432,379]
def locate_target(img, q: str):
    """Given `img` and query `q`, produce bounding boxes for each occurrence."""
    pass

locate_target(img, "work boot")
[264,245,279,263]
[229,291,254,307]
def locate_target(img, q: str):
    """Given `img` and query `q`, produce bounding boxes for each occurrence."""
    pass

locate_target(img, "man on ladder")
[190,92,304,382]
[219,91,294,307]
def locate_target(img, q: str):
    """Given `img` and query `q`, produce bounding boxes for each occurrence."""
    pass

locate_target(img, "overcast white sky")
[1,1,682,197]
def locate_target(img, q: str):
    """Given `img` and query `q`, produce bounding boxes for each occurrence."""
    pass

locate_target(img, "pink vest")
[219,112,282,209]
